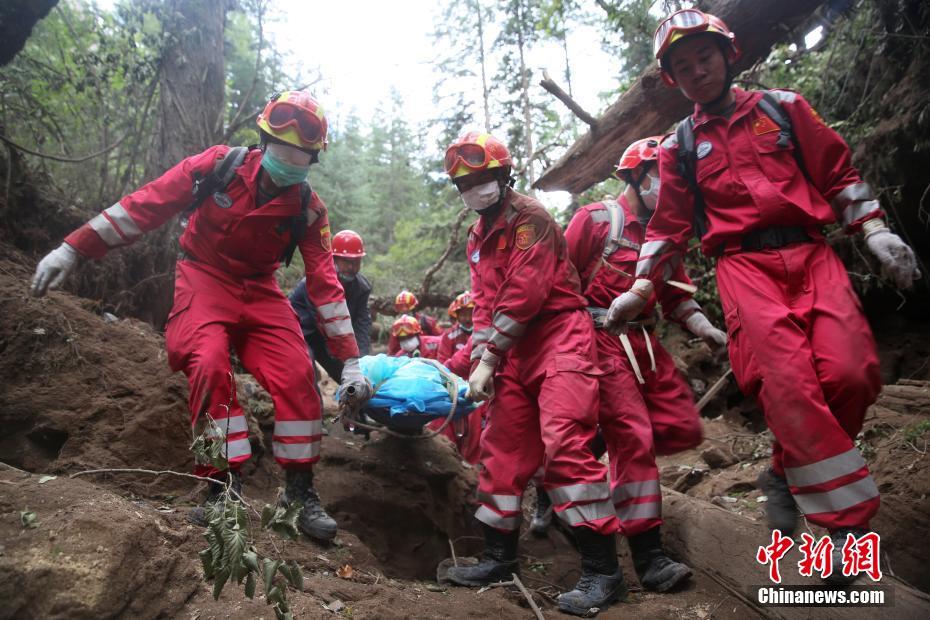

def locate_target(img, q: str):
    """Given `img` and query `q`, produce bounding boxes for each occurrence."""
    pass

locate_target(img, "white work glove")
[605,279,654,334]
[466,349,499,402]
[31,243,81,297]
[863,222,920,290]
[339,357,372,405]
[685,311,728,353]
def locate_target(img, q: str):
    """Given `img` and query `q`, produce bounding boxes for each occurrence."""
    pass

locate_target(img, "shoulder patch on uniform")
[768,89,797,103]
[752,114,780,136]
[515,223,537,250]
[320,225,331,251]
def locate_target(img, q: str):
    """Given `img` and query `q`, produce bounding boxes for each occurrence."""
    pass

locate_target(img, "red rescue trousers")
[427,402,486,465]
[717,241,881,530]
[477,310,619,535]
[624,328,703,455]
[165,260,322,475]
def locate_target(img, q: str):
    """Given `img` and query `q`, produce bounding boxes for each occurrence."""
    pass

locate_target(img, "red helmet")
[391,314,422,338]
[614,137,663,180]
[256,90,328,151]
[654,9,739,86]
[444,131,512,179]
[332,230,365,258]
[448,291,475,318]
[394,290,419,313]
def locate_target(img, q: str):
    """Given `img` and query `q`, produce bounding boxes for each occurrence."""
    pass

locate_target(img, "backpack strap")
[601,199,627,258]
[675,118,709,240]
[189,146,249,210]
[280,181,317,267]
[759,90,811,184]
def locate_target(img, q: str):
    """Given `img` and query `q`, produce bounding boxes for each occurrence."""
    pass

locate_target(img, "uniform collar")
[239,149,304,217]
[691,87,757,127]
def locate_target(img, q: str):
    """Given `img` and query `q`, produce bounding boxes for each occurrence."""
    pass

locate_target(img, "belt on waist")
[739,226,812,252]
[176,250,269,279]
[586,307,657,332]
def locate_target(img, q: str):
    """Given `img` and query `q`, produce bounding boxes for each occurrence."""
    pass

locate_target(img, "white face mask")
[639,172,661,211]
[460,181,501,212]
[399,336,419,353]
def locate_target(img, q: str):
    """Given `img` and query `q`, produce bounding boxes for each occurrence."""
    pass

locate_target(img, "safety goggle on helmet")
[653,9,739,85]
[444,132,512,179]
[256,90,329,151]
[391,315,422,338]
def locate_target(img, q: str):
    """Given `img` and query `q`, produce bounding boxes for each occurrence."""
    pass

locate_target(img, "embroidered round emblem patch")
[471,250,481,264]
[213,192,233,209]
[696,141,713,159]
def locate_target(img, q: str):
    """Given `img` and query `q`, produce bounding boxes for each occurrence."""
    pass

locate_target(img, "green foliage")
[260,502,302,540]
[190,417,231,472]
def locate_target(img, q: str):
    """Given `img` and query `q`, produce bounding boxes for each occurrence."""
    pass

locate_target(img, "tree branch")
[418,207,471,299]
[0,131,130,164]
[223,0,266,137]
[540,70,598,128]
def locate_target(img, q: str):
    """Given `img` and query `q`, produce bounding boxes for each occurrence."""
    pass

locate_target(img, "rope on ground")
[337,358,464,441]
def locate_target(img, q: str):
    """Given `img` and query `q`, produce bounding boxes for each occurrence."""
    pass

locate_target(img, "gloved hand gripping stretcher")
[337,354,476,436]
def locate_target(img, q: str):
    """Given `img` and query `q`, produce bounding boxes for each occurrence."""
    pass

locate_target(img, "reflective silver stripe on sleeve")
[611,479,661,504]
[792,476,879,515]
[273,441,321,461]
[548,482,610,505]
[784,448,866,489]
[206,415,249,437]
[222,438,253,460]
[635,240,673,278]
[477,492,522,512]
[475,505,521,531]
[323,318,354,337]
[273,420,323,438]
[493,313,527,337]
[589,209,610,224]
[88,213,127,248]
[842,199,880,229]
[472,327,492,345]
[616,501,661,522]
[488,330,515,351]
[104,202,142,239]
[556,499,616,526]
[668,299,701,322]
[318,300,350,320]
[831,182,874,213]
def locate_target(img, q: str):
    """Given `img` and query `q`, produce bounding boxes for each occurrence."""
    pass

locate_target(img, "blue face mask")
[261,151,310,187]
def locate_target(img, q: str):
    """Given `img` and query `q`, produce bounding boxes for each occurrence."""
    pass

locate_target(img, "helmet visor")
[444,143,490,175]
[267,102,325,145]
[654,9,708,59]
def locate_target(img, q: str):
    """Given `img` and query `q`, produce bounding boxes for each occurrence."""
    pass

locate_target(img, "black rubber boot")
[446,524,520,586]
[282,469,338,542]
[530,487,553,536]
[557,528,627,617]
[825,528,868,586]
[756,468,799,536]
[629,526,692,592]
[189,470,242,526]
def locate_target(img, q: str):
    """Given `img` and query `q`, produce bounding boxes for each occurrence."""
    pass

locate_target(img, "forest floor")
[1,240,929,619]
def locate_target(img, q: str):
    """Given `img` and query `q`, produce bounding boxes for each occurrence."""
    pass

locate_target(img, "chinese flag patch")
[515,223,537,250]
[320,225,331,251]
[497,234,507,251]
[753,114,779,135]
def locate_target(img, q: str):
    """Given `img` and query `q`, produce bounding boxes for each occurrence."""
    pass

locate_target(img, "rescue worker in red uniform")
[426,336,485,465]
[556,137,727,592]
[30,90,372,543]
[437,291,474,361]
[387,290,440,354]
[390,315,441,359]
[442,131,625,616]
[607,10,920,584]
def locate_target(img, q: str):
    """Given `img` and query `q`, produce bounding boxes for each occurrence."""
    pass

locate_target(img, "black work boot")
[825,528,868,586]
[189,470,242,526]
[629,526,692,592]
[446,524,520,586]
[282,469,338,542]
[530,487,553,536]
[557,527,627,617]
[756,468,799,536]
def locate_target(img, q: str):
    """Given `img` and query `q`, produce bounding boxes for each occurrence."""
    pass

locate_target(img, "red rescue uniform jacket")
[565,197,699,325]
[467,189,588,361]
[636,88,882,280]
[391,334,441,360]
[65,145,359,360]
[437,324,472,362]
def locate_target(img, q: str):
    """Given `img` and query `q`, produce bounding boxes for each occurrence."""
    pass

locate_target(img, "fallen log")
[534,0,827,194]
[661,489,930,619]
[875,381,930,416]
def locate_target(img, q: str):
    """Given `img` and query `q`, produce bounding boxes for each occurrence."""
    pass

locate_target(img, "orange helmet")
[654,9,739,86]
[332,230,365,258]
[391,314,422,338]
[256,90,328,151]
[394,290,419,313]
[614,137,663,180]
[444,131,512,179]
[447,291,475,319]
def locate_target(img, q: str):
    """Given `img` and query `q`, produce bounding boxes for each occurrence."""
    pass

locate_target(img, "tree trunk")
[0,0,58,67]
[516,3,535,188]
[534,0,826,193]
[475,0,491,131]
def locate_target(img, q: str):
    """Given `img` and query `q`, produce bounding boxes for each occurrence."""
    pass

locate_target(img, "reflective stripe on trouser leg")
[715,243,881,529]
[611,479,661,523]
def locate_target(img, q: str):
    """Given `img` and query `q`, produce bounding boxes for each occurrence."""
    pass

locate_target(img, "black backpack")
[187,146,312,267]
[675,91,809,241]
